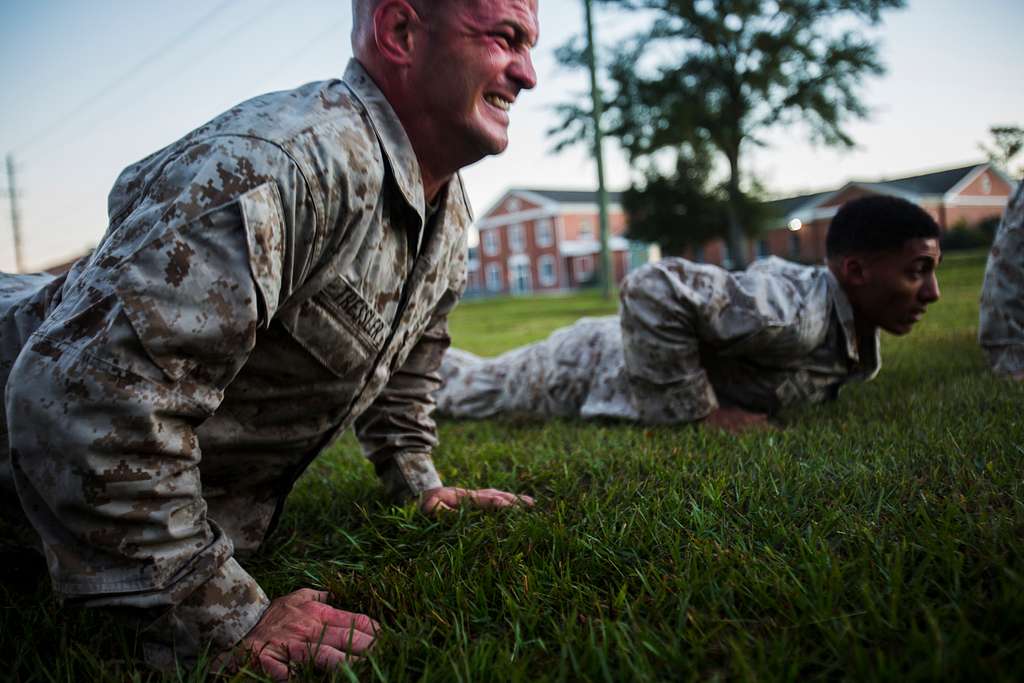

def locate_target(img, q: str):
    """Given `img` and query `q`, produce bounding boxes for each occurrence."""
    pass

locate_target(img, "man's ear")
[373,0,420,66]
[839,254,870,287]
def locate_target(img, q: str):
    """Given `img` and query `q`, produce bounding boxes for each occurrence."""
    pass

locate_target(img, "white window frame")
[482,229,499,256]
[508,255,532,294]
[535,218,554,247]
[486,263,503,292]
[538,254,557,287]
[509,224,526,254]
[578,219,594,241]
[575,255,593,283]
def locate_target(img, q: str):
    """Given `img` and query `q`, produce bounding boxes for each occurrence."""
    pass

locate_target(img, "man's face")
[853,238,942,335]
[413,0,538,165]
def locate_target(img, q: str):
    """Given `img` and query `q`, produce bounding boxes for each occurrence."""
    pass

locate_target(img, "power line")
[256,16,350,90]
[20,0,289,159]
[15,0,242,156]
[3,154,25,273]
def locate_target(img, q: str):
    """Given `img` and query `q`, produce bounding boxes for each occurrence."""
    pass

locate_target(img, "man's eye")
[493,33,513,48]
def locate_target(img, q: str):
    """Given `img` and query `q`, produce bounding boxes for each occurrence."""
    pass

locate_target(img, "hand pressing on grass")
[703,406,772,433]
[223,588,378,681]
[420,486,535,515]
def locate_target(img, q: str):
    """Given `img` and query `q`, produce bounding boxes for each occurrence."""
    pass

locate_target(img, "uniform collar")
[825,268,882,380]
[343,59,426,224]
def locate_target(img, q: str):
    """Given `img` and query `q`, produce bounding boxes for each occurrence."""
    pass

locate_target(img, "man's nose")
[921,273,941,303]
[510,50,537,91]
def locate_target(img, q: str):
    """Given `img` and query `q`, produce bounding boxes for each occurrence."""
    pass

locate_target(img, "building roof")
[861,163,980,196]
[765,162,1002,221]
[508,188,624,204]
[763,190,835,217]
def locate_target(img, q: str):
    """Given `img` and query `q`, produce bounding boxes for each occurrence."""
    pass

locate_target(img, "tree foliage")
[980,125,1024,179]
[552,0,904,263]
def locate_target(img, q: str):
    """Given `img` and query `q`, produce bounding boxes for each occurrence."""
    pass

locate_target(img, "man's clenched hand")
[223,588,378,680]
[420,487,535,515]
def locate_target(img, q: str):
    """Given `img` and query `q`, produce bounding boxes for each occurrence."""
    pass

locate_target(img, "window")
[575,255,593,283]
[509,224,526,253]
[693,245,705,263]
[578,219,594,241]
[757,239,770,259]
[509,258,532,294]
[486,263,503,291]
[981,175,992,195]
[535,218,554,247]
[538,255,557,287]
[789,233,801,258]
[482,229,499,256]
[506,197,521,211]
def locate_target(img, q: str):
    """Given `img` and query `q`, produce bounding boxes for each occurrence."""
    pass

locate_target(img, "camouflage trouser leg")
[435,317,622,420]
[1,271,61,545]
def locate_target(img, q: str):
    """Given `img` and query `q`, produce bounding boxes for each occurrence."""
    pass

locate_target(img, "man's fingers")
[318,625,376,654]
[284,640,351,671]
[290,587,330,604]
[466,489,533,509]
[309,602,381,635]
[255,653,291,681]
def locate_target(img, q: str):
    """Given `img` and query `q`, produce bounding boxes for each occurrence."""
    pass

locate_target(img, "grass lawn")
[3,250,1022,681]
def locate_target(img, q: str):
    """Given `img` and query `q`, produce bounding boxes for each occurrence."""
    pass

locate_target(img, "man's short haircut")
[826,195,941,258]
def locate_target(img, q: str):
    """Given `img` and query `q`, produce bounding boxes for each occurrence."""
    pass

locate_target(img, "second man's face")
[415,0,539,163]
[859,237,943,335]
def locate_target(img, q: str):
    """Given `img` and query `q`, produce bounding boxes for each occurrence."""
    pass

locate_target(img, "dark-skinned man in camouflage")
[438,196,943,432]
[0,0,539,678]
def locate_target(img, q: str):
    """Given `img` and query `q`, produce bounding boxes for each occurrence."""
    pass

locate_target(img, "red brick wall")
[560,210,627,241]
[945,204,1008,228]
[958,168,1012,197]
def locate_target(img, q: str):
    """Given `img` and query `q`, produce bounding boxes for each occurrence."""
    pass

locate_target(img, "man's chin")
[882,321,916,336]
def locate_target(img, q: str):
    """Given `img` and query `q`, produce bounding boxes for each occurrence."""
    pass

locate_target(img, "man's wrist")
[142,557,269,670]
[378,451,443,502]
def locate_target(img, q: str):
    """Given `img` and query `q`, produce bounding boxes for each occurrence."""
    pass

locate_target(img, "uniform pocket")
[114,187,282,383]
[283,276,386,379]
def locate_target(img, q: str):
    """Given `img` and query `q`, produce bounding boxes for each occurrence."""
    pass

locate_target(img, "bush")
[941,219,992,251]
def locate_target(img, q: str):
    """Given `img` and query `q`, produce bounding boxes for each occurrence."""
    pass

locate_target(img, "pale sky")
[1,0,1022,272]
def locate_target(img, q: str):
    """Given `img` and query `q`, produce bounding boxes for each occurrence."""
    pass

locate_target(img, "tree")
[980,125,1024,179]
[552,0,904,267]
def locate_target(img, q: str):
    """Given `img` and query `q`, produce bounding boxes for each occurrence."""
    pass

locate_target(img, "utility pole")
[583,0,613,300]
[4,154,25,273]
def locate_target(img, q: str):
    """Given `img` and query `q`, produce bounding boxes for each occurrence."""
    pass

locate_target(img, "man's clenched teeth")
[484,94,512,111]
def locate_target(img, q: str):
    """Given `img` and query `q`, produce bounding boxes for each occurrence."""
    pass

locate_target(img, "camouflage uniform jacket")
[437,257,880,424]
[979,181,1024,377]
[0,60,469,665]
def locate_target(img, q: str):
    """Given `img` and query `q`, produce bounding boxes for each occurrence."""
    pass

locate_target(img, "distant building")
[469,188,657,296]
[680,161,1016,267]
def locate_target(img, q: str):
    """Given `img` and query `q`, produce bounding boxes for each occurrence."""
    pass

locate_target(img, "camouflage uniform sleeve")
[979,182,1024,378]
[5,137,313,667]
[619,258,792,424]
[355,286,461,501]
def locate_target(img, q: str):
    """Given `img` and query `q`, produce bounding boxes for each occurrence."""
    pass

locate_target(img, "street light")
[787,218,802,232]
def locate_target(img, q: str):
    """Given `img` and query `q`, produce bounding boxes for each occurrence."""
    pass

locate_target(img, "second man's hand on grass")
[420,487,536,514]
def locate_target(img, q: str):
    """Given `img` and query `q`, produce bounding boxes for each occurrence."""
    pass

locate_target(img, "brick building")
[470,188,657,296]
[681,161,1016,266]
